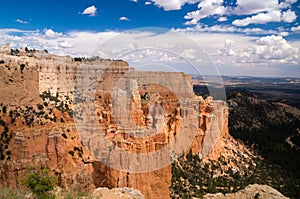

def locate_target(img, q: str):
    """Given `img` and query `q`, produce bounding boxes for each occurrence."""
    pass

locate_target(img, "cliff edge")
[0,45,229,199]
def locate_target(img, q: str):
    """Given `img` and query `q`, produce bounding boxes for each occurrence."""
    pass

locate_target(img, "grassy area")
[0,188,29,199]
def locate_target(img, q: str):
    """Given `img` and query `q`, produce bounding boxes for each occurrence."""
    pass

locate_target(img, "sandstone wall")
[74,69,228,199]
[0,124,95,192]
[0,50,229,199]
[0,55,41,106]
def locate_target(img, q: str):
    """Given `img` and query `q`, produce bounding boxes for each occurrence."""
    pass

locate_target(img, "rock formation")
[203,184,289,199]
[91,187,145,199]
[0,43,10,55]
[0,44,229,198]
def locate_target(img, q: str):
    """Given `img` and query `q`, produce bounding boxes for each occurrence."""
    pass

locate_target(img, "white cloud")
[233,0,278,15]
[232,11,281,26]
[1,28,300,76]
[174,28,300,69]
[150,0,201,11]
[182,0,297,27]
[123,49,179,65]
[291,26,300,32]
[150,0,184,11]
[173,24,278,35]
[233,0,296,15]
[185,0,226,25]
[0,28,37,34]
[44,29,63,39]
[279,31,289,37]
[82,5,97,16]
[279,0,297,9]
[145,1,152,5]
[130,0,138,2]
[282,9,297,23]
[239,35,299,65]
[58,41,73,48]
[218,17,228,22]
[181,49,196,59]
[15,19,28,24]
[219,39,236,56]
[232,9,296,27]
[119,16,130,21]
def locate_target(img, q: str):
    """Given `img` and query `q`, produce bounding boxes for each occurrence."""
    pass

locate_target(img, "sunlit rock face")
[72,61,228,199]
[0,47,228,199]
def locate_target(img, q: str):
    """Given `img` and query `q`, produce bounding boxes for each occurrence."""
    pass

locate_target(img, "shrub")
[20,64,25,73]
[21,166,57,199]
[254,192,260,199]
[68,150,74,156]
[2,106,6,114]
[37,104,44,110]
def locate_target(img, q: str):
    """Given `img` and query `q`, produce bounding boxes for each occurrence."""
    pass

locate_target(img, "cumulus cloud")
[123,49,180,66]
[1,28,299,76]
[185,0,226,25]
[82,5,97,16]
[150,0,184,11]
[233,0,278,15]
[119,16,130,21]
[278,0,298,9]
[58,41,73,48]
[279,31,289,37]
[232,9,296,26]
[181,49,196,59]
[0,29,112,56]
[130,0,138,2]
[44,29,63,39]
[239,35,299,65]
[145,0,298,31]
[15,19,28,24]
[233,0,296,15]
[218,17,228,22]
[219,39,236,56]
[291,25,300,31]
[150,0,201,11]
[180,0,297,28]
[232,11,281,26]
[282,9,297,23]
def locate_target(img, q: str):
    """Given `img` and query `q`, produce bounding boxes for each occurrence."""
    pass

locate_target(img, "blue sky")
[1,0,197,31]
[1,0,300,77]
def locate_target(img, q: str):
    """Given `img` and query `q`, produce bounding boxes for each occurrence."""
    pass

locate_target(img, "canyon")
[0,45,228,198]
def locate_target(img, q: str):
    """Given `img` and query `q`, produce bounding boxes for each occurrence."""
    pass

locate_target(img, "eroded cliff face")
[0,52,96,193]
[0,49,228,199]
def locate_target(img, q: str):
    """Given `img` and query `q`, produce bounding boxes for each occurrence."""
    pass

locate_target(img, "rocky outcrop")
[74,69,228,199]
[92,162,171,199]
[203,184,288,199]
[91,187,145,199]
[0,54,41,106]
[0,122,95,193]
[0,43,10,55]
[0,46,229,199]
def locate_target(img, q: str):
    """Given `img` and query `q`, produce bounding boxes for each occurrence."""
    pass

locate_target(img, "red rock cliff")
[0,49,228,199]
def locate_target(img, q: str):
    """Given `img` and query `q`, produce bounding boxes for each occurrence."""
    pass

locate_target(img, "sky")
[1,0,300,77]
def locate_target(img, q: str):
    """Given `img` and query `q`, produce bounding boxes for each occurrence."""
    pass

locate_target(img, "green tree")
[21,166,57,199]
